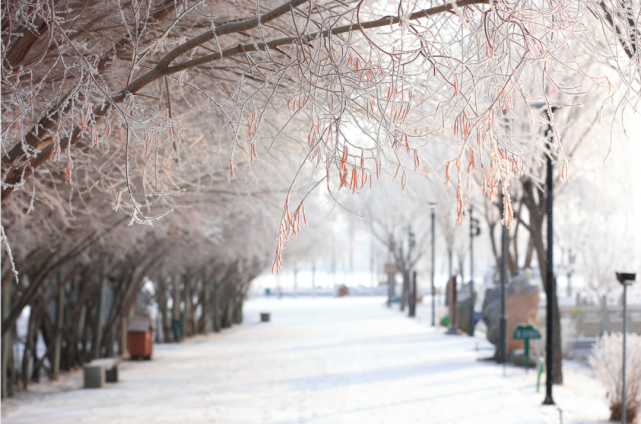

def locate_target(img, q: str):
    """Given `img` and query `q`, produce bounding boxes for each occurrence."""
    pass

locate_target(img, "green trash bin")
[441,314,451,327]
[171,319,183,342]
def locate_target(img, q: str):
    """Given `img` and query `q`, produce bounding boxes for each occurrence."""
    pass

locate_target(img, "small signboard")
[384,263,397,274]
[512,324,541,373]
[513,325,541,340]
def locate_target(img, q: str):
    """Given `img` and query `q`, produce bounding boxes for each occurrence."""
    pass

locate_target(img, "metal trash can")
[260,313,270,322]
[128,316,153,360]
[171,319,184,342]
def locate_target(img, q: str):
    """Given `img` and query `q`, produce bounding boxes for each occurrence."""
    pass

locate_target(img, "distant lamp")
[616,272,636,285]
[616,271,636,424]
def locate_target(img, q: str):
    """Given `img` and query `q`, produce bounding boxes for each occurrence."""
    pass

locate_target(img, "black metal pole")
[388,271,393,308]
[622,283,627,424]
[543,108,556,406]
[469,206,475,336]
[408,225,414,317]
[500,191,507,364]
[431,208,436,326]
[387,247,393,308]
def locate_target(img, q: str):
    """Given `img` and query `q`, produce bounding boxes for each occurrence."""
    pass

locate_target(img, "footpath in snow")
[1,297,610,424]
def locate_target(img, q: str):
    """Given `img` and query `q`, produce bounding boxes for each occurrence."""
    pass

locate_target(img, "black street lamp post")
[500,190,508,364]
[529,102,559,405]
[616,272,636,424]
[543,106,557,406]
[430,203,437,326]
[469,206,480,336]
[408,226,416,317]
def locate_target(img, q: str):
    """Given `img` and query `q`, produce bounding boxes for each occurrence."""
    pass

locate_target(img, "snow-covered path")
[2,297,609,423]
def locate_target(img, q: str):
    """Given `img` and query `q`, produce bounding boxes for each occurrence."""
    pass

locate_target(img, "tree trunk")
[200,283,210,334]
[184,283,193,336]
[119,315,127,356]
[212,283,220,333]
[1,285,12,398]
[171,277,181,341]
[523,235,535,269]
[157,276,172,342]
[400,270,409,311]
[7,325,15,397]
[81,299,93,362]
[91,268,107,360]
[22,305,37,389]
[64,277,81,371]
[50,271,65,380]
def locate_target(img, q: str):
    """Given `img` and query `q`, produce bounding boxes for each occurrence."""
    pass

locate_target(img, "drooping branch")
[1,0,490,204]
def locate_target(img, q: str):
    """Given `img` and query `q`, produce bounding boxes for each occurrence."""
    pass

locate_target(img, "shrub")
[591,333,641,422]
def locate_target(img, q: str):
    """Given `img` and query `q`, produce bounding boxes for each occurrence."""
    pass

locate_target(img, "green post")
[537,358,545,392]
[91,265,107,360]
[51,270,65,379]
[513,324,541,376]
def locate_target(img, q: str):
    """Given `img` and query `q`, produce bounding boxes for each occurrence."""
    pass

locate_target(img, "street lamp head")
[428,202,437,209]
[616,272,636,286]
[530,101,547,109]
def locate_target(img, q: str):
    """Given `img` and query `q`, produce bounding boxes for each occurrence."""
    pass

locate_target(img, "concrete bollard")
[260,313,270,322]
[83,364,105,388]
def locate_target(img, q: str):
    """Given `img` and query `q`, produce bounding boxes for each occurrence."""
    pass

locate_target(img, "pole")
[387,247,393,308]
[312,262,316,298]
[431,208,436,326]
[622,283,627,424]
[500,194,507,365]
[294,268,298,298]
[370,238,375,287]
[543,108,556,406]
[469,206,475,336]
[388,271,393,308]
[408,225,414,317]
[412,271,417,318]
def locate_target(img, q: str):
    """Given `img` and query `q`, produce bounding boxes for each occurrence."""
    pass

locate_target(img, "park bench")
[83,358,120,388]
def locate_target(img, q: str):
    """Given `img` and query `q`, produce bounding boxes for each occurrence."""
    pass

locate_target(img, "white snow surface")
[2,297,611,423]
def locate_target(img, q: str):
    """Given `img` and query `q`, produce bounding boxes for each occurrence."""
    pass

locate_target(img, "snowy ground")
[1,297,611,424]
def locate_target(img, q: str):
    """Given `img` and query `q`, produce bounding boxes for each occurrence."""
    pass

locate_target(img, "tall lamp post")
[408,226,416,317]
[499,190,508,364]
[616,272,636,424]
[543,105,557,406]
[429,202,437,326]
[530,102,558,405]
[469,206,481,336]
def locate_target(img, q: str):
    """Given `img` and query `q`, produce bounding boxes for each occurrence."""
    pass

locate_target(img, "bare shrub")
[562,317,577,360]
[590,333,641,422]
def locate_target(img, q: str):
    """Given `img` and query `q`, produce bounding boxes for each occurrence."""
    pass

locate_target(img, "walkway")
[1,297,609,423]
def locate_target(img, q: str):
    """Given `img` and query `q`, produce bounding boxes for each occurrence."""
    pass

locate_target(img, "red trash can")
[127,316,153,360]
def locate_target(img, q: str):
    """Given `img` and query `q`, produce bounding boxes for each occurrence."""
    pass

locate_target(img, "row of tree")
[2,0,640,399]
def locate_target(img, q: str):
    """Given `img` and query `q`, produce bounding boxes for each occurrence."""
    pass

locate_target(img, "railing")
[537,305,641,336]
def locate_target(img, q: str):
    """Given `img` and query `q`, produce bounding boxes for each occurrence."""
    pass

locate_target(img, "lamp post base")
[446,325,460,335]
[542,395,555,405]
